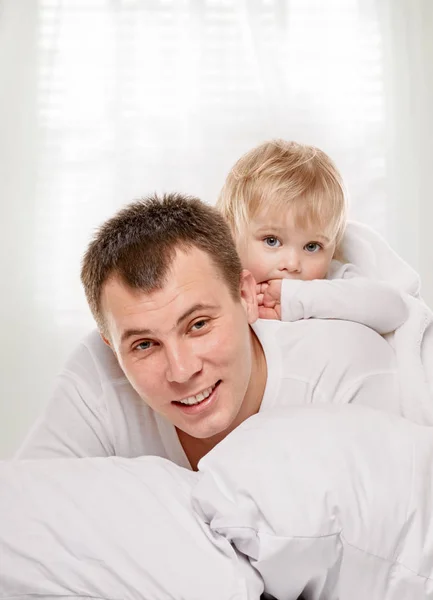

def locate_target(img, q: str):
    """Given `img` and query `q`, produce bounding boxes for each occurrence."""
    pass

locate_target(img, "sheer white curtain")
[378,0,433,306]
[0,0,432,457]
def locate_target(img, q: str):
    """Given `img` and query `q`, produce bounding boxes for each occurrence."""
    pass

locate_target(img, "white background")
[0,0,432,457]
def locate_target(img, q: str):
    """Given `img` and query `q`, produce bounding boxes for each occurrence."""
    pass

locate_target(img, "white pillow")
[193,404,433,600]
[0,455,262,599]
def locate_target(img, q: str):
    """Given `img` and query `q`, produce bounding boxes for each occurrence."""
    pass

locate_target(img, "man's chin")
[178,415,236,446]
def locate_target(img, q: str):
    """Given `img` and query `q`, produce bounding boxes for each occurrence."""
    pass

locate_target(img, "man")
[17,193,400,468]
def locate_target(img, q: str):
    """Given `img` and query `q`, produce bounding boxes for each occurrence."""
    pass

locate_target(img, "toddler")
[217,140,407,334]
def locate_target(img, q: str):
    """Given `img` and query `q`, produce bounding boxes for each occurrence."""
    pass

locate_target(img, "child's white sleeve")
[280,263,408,335]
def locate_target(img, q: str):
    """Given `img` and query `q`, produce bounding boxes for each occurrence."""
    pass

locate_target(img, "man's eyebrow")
[175,303,219,327]
[121,327,153,344]
[120,303,218,345]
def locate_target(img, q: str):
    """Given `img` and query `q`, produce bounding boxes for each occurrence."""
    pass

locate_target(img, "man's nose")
[165,342,203,384]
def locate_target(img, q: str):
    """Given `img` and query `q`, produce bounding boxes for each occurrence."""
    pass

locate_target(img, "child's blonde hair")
[217,139,347,253]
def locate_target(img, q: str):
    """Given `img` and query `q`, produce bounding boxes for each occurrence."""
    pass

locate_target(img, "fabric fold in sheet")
[341,220,433,424]
[193,405,433,599]
[3,404,433,599]
[0,455,262,599]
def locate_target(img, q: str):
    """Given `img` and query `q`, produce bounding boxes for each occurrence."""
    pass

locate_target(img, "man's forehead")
[102,255,227,342]
[103,271,218,314]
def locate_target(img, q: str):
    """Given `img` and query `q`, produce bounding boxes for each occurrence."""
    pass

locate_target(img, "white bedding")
[2,404,433,599]
[342,220,433,424]
[0,455,261,599]
[194,404,433,599]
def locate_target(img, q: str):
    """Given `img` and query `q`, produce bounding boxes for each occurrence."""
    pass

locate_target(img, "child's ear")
[239,269,259,324]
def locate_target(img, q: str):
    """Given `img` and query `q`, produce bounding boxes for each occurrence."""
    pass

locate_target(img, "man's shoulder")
[51,330,147,431]
[61,329,126,385]
[289,318,393,357]
[255,318,395,366]
[255,318,398,412]
[289,317,386,342]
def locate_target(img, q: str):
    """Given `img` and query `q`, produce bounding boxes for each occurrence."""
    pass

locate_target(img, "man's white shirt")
[17,318,400,464]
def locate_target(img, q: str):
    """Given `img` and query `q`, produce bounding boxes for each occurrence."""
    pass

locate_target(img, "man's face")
[101,247,260,441]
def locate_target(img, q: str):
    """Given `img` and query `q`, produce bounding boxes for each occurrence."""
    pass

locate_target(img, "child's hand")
[256,280,282,320]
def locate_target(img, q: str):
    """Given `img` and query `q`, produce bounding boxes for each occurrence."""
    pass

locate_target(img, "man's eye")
[135,340,153,351]
[264,236,281,248]
[304,242,321,253]
[191,319,207,331]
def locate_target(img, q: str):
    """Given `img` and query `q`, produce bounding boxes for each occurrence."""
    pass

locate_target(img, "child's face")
[238,208,336,284]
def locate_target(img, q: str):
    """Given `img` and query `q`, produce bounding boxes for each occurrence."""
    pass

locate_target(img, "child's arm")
[259,265,408,334]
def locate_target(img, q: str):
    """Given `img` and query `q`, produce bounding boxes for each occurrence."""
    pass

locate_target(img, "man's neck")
[177,327,267,470]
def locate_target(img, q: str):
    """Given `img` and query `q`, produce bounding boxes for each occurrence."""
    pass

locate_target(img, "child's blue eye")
[304,242,321,253]
[264,236,281,248]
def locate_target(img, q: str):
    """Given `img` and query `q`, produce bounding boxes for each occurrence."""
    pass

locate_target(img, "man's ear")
[100,333,112,348]
[239,269,259,324]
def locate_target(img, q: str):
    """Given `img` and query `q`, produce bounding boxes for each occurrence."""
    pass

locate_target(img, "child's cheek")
[311,257,332,279]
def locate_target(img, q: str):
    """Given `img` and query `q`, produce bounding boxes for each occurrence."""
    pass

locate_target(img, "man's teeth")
[178,384,215,405]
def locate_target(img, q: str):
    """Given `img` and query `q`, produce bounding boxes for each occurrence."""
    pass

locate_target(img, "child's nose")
[280,250,301,273]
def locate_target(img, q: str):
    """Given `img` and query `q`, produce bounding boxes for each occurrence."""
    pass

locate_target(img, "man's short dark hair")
[81,193,243,334]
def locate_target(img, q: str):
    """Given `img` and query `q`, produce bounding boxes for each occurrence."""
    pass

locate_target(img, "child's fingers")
[263,292,274,306]
[258,306,281,320]
[256,282,269,294]
[267,280,282,302]
[258,306,274,319]
[263,293,278,308]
